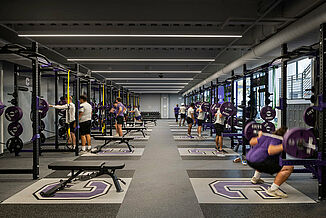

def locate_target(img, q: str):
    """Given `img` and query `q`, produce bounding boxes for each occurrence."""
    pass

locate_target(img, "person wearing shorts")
[50,96,76,148]
[196,104,205,137]
[214,107,225,152]
[79,95,92,152]
[186,103,196,137]
[179,103,186,126]
[247,126,293,198]
[174,104,180,123]
[115,98,126,136]
[131,106,142,122]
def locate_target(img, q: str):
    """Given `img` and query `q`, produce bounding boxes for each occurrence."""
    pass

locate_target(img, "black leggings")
[175,113,178,122]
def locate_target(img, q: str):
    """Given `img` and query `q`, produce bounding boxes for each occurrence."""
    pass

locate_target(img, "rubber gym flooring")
[0,119,325,218]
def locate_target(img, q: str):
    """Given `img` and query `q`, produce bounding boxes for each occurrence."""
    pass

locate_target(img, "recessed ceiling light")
[92,70,201,73]
[19,34,242,38]
[116,83,188,85]
[67,58,214,62]
[107,78,193,81]
[124,86,184,88]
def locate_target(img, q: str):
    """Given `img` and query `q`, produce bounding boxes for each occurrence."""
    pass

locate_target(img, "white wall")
[139,93,183,118]
[139,94,161,112]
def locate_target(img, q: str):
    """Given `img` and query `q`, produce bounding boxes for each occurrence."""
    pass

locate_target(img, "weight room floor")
[0,119,325,218]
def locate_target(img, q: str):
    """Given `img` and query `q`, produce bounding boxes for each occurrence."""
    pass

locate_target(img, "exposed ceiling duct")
[183,2,326,95]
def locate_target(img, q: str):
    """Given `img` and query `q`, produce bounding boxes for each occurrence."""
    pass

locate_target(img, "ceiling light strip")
[19,34,242,38]
[68,58,214,62]
[107,78,193,81]
[92,70,201,73]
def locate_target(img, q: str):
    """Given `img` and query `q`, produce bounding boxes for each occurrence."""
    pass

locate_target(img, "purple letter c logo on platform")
[34,180,112,200]
[209,180,284,200]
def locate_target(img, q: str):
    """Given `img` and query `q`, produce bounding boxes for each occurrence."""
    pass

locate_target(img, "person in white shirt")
[130,106,142,122]
[50,96,76,148]
[196,104,205,137]
[214,107,226,152]
[186,103,196,137]
[79,95,92,152]
[179,103,187,126]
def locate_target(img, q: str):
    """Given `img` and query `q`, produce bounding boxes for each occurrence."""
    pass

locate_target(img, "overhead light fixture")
[107,78,193,81]
[67,58,214,62]
[116,83,187,85]
[19,34,242,38]
[92,70,201,73]
[129,89,182,91]
[134,91,180,93]
[124,86,184,88]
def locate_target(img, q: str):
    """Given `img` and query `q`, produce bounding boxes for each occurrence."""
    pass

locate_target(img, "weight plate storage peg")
[5,106,23,122]
[6,137,23,153]
[8,122,23,137]
[260,106,276,121]
[303,106,316,127]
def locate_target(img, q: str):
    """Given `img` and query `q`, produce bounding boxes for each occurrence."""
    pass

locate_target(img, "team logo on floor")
[209,180,283,199]
[188,148,222,155]
[99,148,135,154]
[33,180,111,200]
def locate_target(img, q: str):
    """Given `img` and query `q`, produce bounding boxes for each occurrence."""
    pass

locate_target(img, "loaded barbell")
[244,121,317,159]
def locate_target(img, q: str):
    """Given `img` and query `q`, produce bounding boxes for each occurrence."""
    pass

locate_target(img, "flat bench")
[93,136,134,152]
[40,161,126,197]
[123,126,147,137]
[142,119,157,126]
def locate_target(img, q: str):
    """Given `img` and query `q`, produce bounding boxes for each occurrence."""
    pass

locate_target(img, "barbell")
[244,121,317,159]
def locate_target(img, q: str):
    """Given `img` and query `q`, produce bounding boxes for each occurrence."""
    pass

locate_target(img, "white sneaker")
[114,133,119,137]
[266,187,288,198]
[250,177,264,184]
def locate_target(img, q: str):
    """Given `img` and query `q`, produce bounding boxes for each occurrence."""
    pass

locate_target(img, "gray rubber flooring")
[0,119,325,218]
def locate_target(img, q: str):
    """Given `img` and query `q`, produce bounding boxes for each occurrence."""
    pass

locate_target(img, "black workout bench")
[93,136,134,152]
[40,161,126,197]
[123,126,147,137]
[142,118,157,126]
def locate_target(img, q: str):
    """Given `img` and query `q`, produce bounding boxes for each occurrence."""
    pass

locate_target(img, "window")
[277,57,312,100]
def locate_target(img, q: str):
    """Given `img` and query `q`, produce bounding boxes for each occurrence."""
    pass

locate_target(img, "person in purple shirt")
[246,126,293,198]
[111,98,126,136]
[174,104,180,123]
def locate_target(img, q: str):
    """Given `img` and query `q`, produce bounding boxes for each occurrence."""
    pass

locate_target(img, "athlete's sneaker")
[242,160,247,165]
[251,177,265,184]
[266,187,288,198]
[233,157,241,163]
[114,133,119,137]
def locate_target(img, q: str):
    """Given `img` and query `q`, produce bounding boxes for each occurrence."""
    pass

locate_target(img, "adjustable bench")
[40,161,126,197]
[92,136,134,152]
[123,126,147,137]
